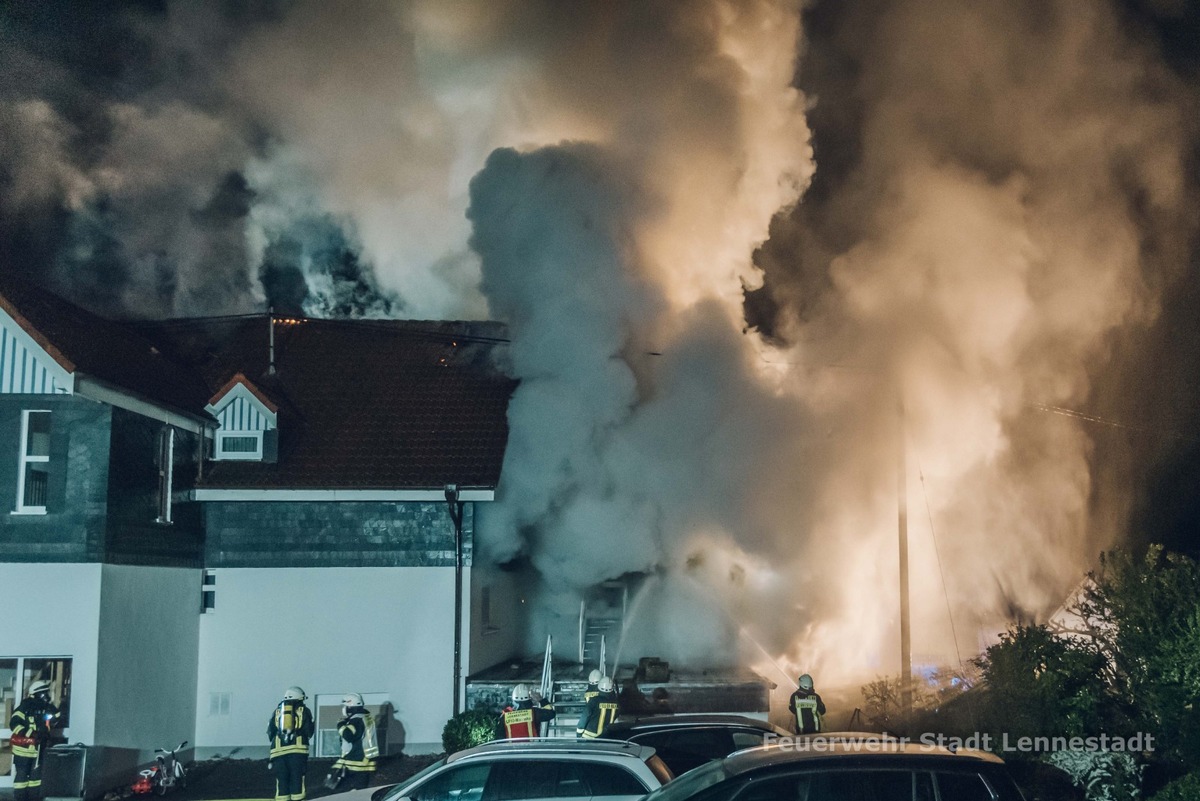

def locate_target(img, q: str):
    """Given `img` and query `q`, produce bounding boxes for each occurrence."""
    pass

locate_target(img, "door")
[0,657,73,789]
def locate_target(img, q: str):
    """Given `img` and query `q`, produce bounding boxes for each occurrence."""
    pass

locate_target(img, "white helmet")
[28,680,52,699]
[588,670,602,684]
[798,674,814,691]
[283,686,307,701]
[511,684,532,703]
[598,677,614,693]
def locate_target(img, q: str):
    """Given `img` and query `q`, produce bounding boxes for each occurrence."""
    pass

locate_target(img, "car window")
[383,759,448,801]
[635,729,736,774]
[411,764,492,801]
[934,772,994,801]
[484,761,560,801]
[730,731,768,751]
[731,769,915,801]
[914,772,934,801]
[578,763,652,796]
[667,730,735,757]
[640,760,730,801]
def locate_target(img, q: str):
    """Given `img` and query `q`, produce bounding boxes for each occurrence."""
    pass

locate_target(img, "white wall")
[95,565,200,749]
[196,567,457,756]
[468,564,526,675]
[0,563,102,744]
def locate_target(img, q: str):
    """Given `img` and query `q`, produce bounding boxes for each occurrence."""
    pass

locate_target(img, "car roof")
[447,738,657,764]
[605,714,785,734]
[721,740,1006,774]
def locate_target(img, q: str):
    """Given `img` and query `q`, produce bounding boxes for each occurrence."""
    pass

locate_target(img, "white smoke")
[2,0,1195,684]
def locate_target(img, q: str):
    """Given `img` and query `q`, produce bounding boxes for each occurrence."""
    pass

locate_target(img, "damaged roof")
[0,272,516,491]
[140,315,516,490]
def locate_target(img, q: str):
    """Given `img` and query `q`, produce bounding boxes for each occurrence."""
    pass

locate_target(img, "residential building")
[0,273,523,793]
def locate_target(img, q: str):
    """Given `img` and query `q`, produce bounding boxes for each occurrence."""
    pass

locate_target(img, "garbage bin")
[41,744,86,801]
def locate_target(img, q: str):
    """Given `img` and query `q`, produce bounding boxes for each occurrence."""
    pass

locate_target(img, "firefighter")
[577,676,619,738]
[9,680,58,801]
[332,693,378,790]
[267,685,315,801]
[583,670,601,704]
[788,674,826,735]
[496,684,556,739]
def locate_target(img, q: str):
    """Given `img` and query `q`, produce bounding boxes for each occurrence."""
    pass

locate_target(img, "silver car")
[325,739,674,801]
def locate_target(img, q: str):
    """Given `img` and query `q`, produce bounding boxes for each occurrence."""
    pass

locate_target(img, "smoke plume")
[1,0,1198,681]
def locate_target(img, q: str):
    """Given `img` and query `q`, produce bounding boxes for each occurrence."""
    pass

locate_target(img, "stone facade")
[204,500,475,567]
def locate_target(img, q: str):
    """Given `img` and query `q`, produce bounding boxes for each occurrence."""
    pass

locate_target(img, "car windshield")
[640,759,728,801]
[379,757,449,801]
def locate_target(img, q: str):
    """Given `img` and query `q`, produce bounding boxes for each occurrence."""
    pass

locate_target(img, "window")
[15,410,50,513]
[934,772,994,801]
[217,432,262,459]
[578,763,651,796]
[157,427,175,523]
[412,763,492,801]
[732,770,916,801]
[201,571,216,613]
[730,730,769,751]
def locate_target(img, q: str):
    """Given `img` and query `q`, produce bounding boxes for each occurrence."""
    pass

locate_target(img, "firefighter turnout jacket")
[788,688,826,734]
[268,699,315,758]
[496,700,556,739]
[8,696,55,759]
[577,690,619,738]
[334,709,379,775]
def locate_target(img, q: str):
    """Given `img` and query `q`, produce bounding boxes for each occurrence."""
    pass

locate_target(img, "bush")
[1150,772,1200,801]
[442,706,497,754]
[1047,750,1142,801]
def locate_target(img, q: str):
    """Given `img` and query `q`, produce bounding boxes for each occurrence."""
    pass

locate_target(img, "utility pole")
[445,485,465,717]
[898,399,912,718]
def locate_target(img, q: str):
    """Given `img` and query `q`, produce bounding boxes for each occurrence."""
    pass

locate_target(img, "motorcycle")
[131,741,188,796]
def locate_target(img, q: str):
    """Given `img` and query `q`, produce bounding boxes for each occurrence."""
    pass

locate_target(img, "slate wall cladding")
[105,407,205,568]
[0,395,111,562]
[204,500,476,567]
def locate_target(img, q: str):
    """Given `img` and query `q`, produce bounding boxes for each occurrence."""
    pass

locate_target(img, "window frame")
[14,409,51,515]
[215,430,263,461]
[156,426,175,524]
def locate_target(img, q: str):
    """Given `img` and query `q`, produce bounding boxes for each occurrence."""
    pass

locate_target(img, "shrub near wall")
[443,707,498,754]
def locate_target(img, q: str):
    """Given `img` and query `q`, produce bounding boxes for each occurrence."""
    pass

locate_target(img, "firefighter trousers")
[272,753,308,801]
[14,754,43,801]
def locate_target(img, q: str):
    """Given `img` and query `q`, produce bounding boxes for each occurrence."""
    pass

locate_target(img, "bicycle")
[131,741,188,796]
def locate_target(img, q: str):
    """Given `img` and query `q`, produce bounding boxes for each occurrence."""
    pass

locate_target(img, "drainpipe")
[445,485,465,716]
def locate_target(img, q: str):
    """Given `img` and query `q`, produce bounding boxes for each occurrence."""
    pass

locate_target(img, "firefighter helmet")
[598,676,614,693]
[511,684,532,703]
[342,692,365,715]
[283,685,307,701]
[798,674,814,691]
[28,680,52,699]
[588,670,602,684]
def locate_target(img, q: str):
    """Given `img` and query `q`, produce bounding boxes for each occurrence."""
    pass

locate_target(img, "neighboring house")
[0,273,523,793]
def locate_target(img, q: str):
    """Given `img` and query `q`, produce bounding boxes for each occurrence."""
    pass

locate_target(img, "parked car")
[323,739,674,801]
[600,715,791,775]
[639,739,1027,801]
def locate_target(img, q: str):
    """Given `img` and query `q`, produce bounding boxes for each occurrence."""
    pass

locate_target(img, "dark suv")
[639,739,1026,801]
[600,715,790,775]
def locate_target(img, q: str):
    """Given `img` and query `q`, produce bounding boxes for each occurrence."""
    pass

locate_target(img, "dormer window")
[206,374,277,463]
[217,432,263,460]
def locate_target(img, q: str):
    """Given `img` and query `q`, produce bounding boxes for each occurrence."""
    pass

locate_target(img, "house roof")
[0,273,516,492]
[0,271,214,415]
[137,315,516,491]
